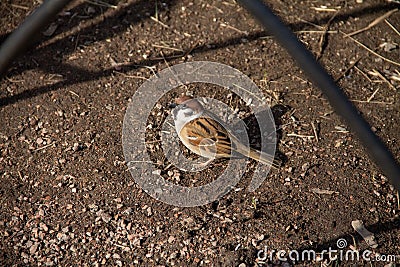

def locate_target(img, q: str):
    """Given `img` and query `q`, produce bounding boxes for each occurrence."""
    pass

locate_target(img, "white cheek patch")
[173,107,204,134]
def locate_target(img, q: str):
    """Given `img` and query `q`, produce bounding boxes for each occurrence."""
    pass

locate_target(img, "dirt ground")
[1,0,399,266]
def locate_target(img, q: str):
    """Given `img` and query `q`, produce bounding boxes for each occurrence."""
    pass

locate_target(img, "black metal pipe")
[237,0,400,191]
[0,0,74,79]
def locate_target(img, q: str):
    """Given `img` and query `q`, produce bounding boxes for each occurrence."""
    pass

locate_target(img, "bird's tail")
[230,134,282,169]
[247,147,282,169]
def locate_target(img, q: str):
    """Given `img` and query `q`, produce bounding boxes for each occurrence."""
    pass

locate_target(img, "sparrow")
[170,95,281,169]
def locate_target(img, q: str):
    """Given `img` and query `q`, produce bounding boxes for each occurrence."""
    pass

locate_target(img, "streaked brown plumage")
[172,95,281,169]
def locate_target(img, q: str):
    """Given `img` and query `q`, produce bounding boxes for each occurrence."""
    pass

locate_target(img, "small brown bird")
[171,95,281,168]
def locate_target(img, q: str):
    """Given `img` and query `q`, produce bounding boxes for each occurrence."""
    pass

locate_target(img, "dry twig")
[85,0,117,9]
[351,99,393,105]
[341,31,400,67]
[150,16,169,28]
[348,9,398,36]
[287,133,314,139]
[367,88,380,102]
[368,69,397,91]
[114,71,148,80]
[152,44,184,52]
[354,66,373,83]
[220,23,249,35]
[311,121,319,142]
[316,10,340,60]
[311,7,338,12]
[11,4,29,10]
[384,19,400,37]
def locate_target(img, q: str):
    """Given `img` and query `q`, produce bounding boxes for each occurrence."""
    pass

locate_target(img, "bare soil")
[1,0,399,266]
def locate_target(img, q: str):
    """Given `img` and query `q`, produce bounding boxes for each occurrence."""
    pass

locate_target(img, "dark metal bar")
[237,0,400,191]
[0,0,74,79]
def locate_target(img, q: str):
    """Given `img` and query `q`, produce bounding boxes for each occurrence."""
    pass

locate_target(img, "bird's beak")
[168,103,177,109]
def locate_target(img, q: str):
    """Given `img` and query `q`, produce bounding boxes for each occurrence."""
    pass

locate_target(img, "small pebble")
[168,236,175,243]
[72,143,79,151]
[30,243,38,254]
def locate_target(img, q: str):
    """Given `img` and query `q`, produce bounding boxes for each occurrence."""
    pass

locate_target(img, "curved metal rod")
[237,0,400,191]
[0,0,74,79]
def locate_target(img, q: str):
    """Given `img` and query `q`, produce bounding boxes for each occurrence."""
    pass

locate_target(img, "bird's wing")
[179,116,233,158]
